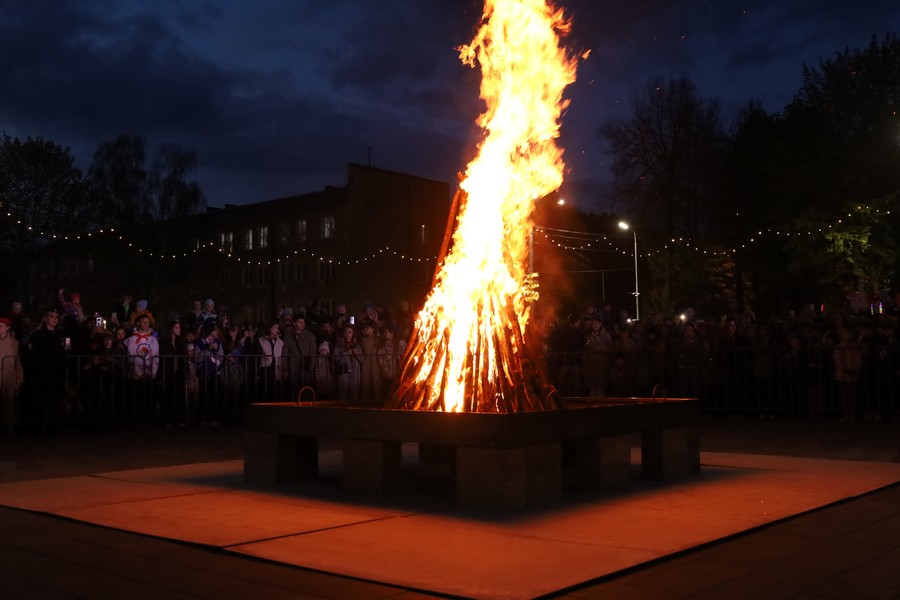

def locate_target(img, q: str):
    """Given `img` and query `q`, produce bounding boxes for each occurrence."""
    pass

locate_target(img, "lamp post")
[618,221,640,321]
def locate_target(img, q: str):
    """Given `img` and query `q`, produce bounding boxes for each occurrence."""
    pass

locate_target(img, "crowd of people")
[544,299,900,421]
[0,290,413,435]
[1,288,898,436]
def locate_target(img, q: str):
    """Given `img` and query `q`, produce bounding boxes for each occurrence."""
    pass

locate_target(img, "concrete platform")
[2,424,900,599]
[244,399,701,509]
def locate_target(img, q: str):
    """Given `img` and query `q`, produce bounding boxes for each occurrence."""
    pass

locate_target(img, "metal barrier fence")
[3,345,898,431]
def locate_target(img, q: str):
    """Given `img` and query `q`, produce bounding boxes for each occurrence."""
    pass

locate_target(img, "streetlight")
[618,221,640,321]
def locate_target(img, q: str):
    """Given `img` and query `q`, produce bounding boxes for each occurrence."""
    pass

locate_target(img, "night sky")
[2,0,897,211]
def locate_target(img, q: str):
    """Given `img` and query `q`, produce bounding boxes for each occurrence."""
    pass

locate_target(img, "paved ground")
[1,417,898,599]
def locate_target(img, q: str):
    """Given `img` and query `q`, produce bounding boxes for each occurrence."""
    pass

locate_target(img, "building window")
[319,257,334,281]
[83,255,94,273]
[191,237,200,251]
[242,266,254,287]
[220,232,233,253]
[320,216,335,240]
[279,262,291,285]
[256,303,267,323]
[297,219,307,243]
[258,226,269,249]
[244,228,254,251]
[258,265,269,287]
[420,224,427,244]
[63,256,78,275]
[218,269,232,289]
[279,223,291,245]
[296,261,306,283]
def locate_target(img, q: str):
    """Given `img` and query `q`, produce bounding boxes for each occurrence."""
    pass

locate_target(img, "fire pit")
[244,397,699,510]
[246,1,702,510]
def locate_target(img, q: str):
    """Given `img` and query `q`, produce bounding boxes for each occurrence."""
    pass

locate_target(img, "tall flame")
[390,0,578,413]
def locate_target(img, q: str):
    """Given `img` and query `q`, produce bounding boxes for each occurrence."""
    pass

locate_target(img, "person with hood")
[128,299,156,330]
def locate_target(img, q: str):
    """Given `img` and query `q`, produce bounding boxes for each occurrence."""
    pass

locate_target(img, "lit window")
[220,232,233,253]
[244,228,254,250]
[320,216,335,239]
[279,223,291,244]
[258,226,269,249]
[297,220,307,243]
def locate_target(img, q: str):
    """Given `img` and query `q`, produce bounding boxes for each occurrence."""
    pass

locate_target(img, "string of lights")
[536,205,892,258]
[1,201,891,264]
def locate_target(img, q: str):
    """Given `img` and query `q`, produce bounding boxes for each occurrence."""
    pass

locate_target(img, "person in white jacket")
[124,314,159,380]
[124,314,160,424]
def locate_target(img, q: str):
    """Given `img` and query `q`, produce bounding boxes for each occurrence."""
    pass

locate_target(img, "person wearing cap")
[199,299,217,324]
[128,299,156,330]
[0,316,24,435]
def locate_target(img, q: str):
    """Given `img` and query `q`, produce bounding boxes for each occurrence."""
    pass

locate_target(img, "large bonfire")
[389,0,579,413]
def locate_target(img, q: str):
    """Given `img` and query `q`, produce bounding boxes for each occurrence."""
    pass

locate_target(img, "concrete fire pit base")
[244,397,699,510]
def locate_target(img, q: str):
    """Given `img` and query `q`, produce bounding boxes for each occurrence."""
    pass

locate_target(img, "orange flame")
[390,0,577,413]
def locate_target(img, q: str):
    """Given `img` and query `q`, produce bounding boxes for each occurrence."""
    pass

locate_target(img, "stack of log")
[387,186,560,413]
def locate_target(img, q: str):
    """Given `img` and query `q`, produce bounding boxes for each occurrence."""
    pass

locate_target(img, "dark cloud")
[1,0,898,209]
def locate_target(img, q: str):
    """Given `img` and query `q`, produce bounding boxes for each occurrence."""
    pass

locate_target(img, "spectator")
[0,317,24,435]
[8,301,27,341]
[195,318,224,422]
[282,315,317,400]
[185,299,203,332]
[25,310,69,434]
[377,325,405,398]
[584,317,612,397]
[129,299,157,330]
[158,320,187,423]
[111,293,134,327]
[257,322,283,403]
[124,313,160,425]
[199,298,218,324]
[358,320,381,401]
[333,325,362,402]
[833,327,863,421]
[57,288,86,326]
[314,341,334,399]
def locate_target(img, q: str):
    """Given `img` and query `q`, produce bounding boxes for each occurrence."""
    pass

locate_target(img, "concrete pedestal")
[243,432,317,484]
[456,443,562,509]
[243,398,701,510]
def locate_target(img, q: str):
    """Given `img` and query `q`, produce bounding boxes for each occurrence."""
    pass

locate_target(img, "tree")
[600,77,727,312]
[601,77,726,238]
[779,34,900,301]
[88,134,205,228]
[0,134,93,299]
